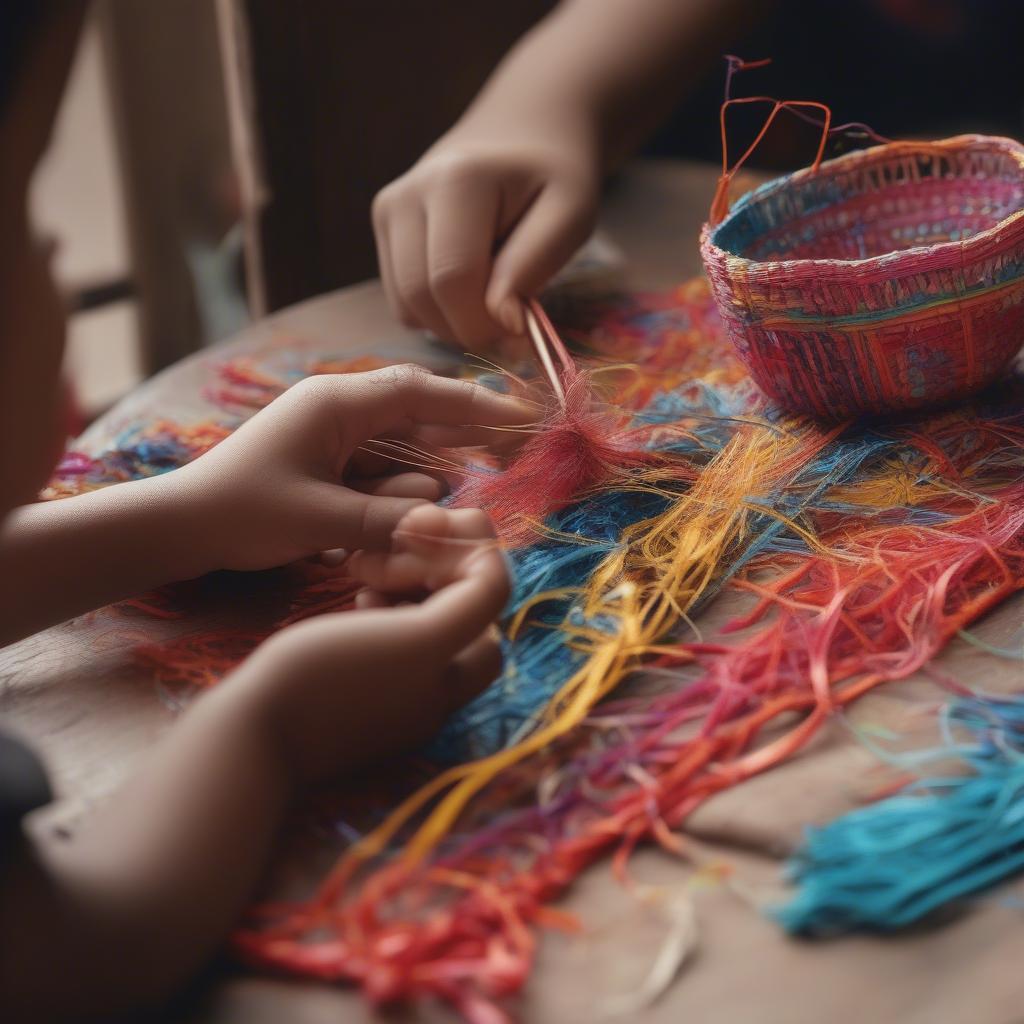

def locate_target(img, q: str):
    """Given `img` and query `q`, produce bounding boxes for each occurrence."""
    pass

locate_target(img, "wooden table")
[4,161,1022,1024]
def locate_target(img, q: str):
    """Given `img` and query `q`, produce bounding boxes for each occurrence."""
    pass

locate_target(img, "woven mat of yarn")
[48,278,1024,1022]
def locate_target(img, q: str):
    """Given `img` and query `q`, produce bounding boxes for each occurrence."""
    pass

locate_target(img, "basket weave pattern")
[700,135,1024,418]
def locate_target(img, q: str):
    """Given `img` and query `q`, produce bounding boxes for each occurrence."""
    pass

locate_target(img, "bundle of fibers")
[234,389,1024,1014]
[45,283,1024,1020]
[121,285,774,766]
[449,296,717,547]
[775,691,1024,934]
[234,465,1024,1019]
[449,381,667,546]
[558,277,754,407]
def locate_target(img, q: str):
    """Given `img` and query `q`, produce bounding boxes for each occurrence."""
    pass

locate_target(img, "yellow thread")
[333,419,834,881]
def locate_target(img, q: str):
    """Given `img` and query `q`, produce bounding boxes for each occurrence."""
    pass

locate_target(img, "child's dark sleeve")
[0,729,51,865]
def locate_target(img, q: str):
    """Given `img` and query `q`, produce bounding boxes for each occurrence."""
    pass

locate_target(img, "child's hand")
[373,118,600,350]
[171,366,531,575]
[371,0,723,352]
[0,505,507,1017]
[234,504,508,783]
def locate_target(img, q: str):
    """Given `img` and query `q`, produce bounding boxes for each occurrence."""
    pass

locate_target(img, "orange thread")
[710,97,833,226]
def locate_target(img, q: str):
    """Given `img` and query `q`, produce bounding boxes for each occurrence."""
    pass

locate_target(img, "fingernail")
[497,297,525,336]
[319,547,349,567]
[486,624,504,644]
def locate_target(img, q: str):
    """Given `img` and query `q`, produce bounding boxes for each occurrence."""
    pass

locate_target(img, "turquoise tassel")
[775,694,1024,933]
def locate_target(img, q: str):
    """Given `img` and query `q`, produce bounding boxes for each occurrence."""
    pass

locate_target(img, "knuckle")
[370,189,397,232]
[395,274,432,314]
[448,375,483,405]
[428,258,475,299]
[380,363,430,396]
[424,153,482,191]
[290,373,335,406]
[358,494,377,542]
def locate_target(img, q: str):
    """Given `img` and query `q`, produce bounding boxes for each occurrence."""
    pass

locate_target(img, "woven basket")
[700,134,1024,418]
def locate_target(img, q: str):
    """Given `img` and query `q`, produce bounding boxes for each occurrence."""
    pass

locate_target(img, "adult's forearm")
[0,473,205,645]
[458,0,756,169]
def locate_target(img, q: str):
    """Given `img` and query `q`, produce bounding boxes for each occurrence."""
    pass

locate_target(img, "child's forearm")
[456,0,758,168]
[0,474,208,645]
[0,664,290,1019]
[0,503,509,1020]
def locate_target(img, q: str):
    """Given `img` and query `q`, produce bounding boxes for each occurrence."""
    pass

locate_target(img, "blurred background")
[41,0,1024,421]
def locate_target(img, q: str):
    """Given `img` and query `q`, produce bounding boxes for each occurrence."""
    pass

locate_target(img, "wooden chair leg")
[98,0,234,373]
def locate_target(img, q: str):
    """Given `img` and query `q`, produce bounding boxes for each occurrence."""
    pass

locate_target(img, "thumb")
[485,181,597,335]
[313,483,429,551]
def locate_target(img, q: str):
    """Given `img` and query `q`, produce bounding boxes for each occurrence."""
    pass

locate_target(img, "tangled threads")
[47,280,1024,1022]
[45,420,231,498]
[451,373,669,546]
[235,479,1024,1020]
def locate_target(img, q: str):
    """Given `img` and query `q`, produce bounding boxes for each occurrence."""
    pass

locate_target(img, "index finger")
[331,365,535,445]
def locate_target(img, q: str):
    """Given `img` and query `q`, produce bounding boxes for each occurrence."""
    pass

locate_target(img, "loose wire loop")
[709,54,900,227]
[710,96,833,226]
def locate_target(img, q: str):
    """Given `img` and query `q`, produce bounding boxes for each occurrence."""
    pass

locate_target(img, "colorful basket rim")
[703,134,1024,281]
